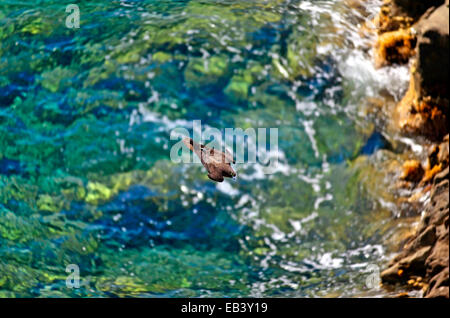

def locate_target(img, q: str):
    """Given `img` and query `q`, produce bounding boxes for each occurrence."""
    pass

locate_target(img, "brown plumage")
[182,137,236,182]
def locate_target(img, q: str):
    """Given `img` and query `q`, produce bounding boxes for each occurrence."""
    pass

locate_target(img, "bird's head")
[229,167,237,180]
[222,164,237,180]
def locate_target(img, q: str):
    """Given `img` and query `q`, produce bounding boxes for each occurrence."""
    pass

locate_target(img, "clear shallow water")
[0,0,412,297]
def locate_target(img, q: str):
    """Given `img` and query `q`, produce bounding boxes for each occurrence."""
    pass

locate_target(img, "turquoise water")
[0,0,411,297]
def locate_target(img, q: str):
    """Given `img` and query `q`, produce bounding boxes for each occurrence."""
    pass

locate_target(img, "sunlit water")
[0,0,414,297]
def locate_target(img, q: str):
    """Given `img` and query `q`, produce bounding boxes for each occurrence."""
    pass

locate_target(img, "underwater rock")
[39,67,77,93]
[152,52,172,64]
[37,194,64,213]
[184,56,230,88]
[360,131,392,155]
[0,157,25,177]
[20,16,53,36]
[85,182,113,205]
[224,76,249,102]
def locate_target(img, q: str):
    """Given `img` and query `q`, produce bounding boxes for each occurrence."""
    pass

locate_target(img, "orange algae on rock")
[401,160,424,182]
[422,164,442,184]
[374,1,414,34]
[375,28,416,67]
[396,74,448,141]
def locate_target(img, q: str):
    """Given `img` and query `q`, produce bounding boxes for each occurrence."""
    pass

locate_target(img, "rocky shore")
[372,0,449,298]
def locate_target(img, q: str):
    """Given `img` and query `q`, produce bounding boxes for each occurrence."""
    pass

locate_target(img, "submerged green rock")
[184,55,230,87]
[225,76,250,102]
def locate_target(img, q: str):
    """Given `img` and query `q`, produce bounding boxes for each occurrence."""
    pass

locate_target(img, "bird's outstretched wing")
[183,137,205,165]
[204,145,235,165]
[222,148,236,164]
[183,137,234,165]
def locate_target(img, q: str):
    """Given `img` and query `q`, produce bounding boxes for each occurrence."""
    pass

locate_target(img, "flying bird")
[182,137,236,182]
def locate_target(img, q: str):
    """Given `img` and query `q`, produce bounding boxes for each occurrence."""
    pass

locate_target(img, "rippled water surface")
[0,0,412,297]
